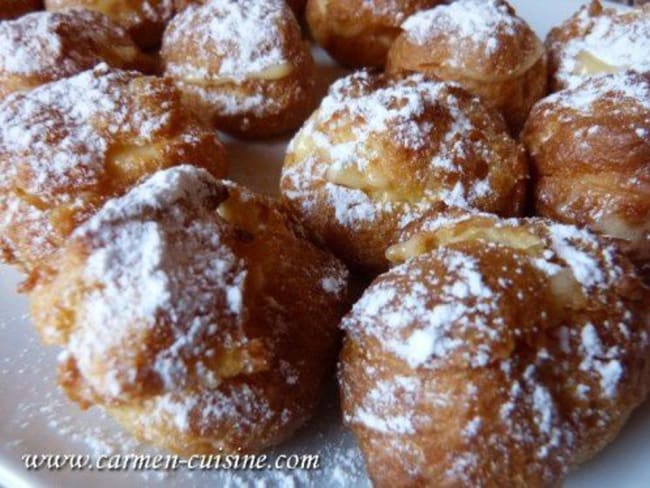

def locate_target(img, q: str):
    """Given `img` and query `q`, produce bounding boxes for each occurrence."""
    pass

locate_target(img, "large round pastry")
[281,71,528,272]
[522,72,650,278]
[0,64,227,273]
[386,0,547,134]
[0,10,154,100]
[546,0,650,92]
[161,0,315,139]
[29,165,349,455]
[340,211,650,486]
[306,0,442,68]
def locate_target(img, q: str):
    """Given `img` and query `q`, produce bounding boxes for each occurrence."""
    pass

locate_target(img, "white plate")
[2,1,646,487]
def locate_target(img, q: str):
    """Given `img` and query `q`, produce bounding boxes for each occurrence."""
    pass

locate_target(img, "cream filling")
[573,50,625,76]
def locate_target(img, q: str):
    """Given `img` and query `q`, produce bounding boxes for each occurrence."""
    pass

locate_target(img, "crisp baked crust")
[281,71,528,272]
[522,72,650,278]
[0,64,227,273]
[44,0,175,48]
[0,10,154,100]
[546,0,650,92]
[29,166,349,455]
[341,211,650,486]
[386,0,547,134]
[0,0,41,19]
[161,0,315,139]
[306,0,441,68]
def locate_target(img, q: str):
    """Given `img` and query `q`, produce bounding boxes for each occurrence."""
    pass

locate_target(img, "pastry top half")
[392,0,544,81]
[29,165,349,454]
[546,0,650,91]
[0,64,227,273]
[163,0,300,83]
[0,9,153,99]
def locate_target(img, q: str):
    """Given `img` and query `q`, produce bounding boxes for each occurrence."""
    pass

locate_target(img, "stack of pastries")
[1,0,649,486]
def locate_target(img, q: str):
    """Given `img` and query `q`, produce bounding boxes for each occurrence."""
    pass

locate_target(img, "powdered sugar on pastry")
[0,10,143,81]
[64,167,245,397]
[29,164,348,454]
[282,71,526,269]
[0,65,172,195]
[541,71,650,116]
[0,63,226,271]
[341,213,650,485]
[547,2,650,89]
[164,0,289,80]
[402,0,524,63]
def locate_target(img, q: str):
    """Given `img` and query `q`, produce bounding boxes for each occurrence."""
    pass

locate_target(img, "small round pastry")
[386,0,547,134]
[0,10,154,100]
[44,0,174,49]
[0,64,227,274]
[546,0,650,92]
[280,71,528,272]
[522,72,650,278]
[29,165,349,455]
[0,0,41,20]
[306,0,441,68]
[340,211,650,487]
[161,0,315,139]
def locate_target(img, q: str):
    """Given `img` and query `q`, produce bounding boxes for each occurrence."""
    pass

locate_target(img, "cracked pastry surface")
[280,71,528,272]
[29,165,349,455]
[340,211,650,487]
[546,0,650,92]
[44,0,175,48]
[0,9,154,100]
[386,0,547,134]
[522,72,650,279]
[0,64,227,274]
[161,0,315,139]
[305,0,441,68]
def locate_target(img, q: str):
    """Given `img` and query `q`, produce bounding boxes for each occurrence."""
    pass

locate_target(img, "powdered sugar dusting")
[0,10,139,79]
[542,71,650,115]
[0,64,173,196]
[164,0,289,80]
[66,166,247,398]
[549,3,650,89]
[402,0,526,65]
[343,249,498,369]
[342,213,648,484]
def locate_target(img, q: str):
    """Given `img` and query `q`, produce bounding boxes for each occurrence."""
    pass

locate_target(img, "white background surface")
[2,1,649,487]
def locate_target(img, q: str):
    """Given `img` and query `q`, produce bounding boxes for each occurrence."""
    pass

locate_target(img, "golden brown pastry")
[0,10,154,100]
[0,64,227,274]
[29,165,349,455]
[44,0,174,49]
[546,0,650,92]
[0,0,41,19]
[286,0,306,19]
[386,0,547,134]
[161,0,315,139]
[340,211,650,487]
[280,71,528,272]
[306,0,441,68]
[522,72,650,279]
